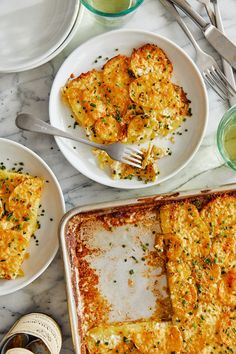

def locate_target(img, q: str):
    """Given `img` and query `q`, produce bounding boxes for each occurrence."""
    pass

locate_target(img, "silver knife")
[212,0,236,106]
[169,0,236,70]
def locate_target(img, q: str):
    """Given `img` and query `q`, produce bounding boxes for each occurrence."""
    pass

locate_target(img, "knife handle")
[170,0,210,30]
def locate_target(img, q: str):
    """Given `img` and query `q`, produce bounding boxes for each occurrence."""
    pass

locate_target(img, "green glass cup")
[217,105,236,171]
[81,0,144,27]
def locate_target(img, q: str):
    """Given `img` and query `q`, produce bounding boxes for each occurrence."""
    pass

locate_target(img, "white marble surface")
[0,0,236,352]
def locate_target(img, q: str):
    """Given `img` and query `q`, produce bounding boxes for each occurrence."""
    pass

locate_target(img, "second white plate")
[0,0,80,72]
[49,29,208,189]
[0,139,65,295]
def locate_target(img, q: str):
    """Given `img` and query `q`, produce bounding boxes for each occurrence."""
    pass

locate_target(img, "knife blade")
[212,0,236,106]
[169,0,236,70]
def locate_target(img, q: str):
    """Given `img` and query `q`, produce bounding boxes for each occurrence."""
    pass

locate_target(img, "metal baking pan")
[59,183,236,354]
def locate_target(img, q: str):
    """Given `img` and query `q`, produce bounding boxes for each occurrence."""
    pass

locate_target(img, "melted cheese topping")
[0,169,44,279]
[86,321,182,354]
[130,43,173,80]
[160,196,236,353]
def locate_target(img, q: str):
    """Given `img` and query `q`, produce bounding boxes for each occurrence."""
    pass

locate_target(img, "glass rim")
[217,105,236,171]
[80,0,144,17]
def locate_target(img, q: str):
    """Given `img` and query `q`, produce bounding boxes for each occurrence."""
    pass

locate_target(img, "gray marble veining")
[0,0,235,352]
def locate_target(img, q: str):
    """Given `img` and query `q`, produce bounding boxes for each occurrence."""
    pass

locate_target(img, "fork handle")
[170,0,210,30]
[161,0,203,54]
[16,114,103,149]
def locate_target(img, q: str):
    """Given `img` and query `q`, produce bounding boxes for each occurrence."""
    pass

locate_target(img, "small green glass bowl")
[217,105,236,171]
[81,0,144,27]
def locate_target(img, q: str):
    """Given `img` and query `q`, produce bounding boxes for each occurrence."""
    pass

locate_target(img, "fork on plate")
[161,0,236,100]
[15,113,144,169]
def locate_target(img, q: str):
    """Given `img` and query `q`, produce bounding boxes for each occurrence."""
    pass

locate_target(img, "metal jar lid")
[0,313,62,354]
[6,350,33,354]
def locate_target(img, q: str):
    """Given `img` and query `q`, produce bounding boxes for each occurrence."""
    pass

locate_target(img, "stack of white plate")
[0,0,83,73]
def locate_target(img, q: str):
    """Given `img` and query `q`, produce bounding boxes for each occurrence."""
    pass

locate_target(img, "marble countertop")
[0,0,235,352]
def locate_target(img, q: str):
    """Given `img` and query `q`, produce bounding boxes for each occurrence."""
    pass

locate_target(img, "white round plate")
[0,139,65,295]
[49,29,208,190]
[16,6,84,73]
[0,0,80,73]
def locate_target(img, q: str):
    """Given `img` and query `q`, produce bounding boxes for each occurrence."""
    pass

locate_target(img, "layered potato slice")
[0,170,44,279]
[200,195,236,237]
[175,302,222,353]
[86,321,183,354]
[81,83,116,123]
[0,169,28,195]
[129,321,182,353]
[64,69,103,91]
[218,269,236,307]
[63,70,107,128]
[202,344,236,354]
[201,195,236,271]
[191,258,221,303]
[63,86,89,127]
[160,202,210,260]
[210,226,236,270]
[0,177,44,240]
[102,54,132,115]
[86,322,141,354]
[102,85,130,118]
[167,260,198,317]
[0,229,29,279]
[126,114,156,143]
[217,313,236,348]
[103,55,132,89]
[92,116,124,144]
[144,84,191,137]
[130,43,173,79]
[129,74,175,110]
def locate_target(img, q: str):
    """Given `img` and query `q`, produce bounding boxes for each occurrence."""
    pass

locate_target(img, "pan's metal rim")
[59,182,236,354]
[59,219,82,354]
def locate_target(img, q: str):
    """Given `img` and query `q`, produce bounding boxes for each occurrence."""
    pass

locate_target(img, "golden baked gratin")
[71,194,235,353]
[0,169,44,279]
[62,44,191,182]
[158,196,236,353]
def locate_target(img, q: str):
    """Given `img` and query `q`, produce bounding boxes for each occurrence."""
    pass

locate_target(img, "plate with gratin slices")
[0,139,65,295]
[49,29,208,189]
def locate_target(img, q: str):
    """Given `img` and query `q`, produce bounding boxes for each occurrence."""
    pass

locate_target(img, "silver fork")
[161,0,236,100]
[15,113,144,169]
[210,0,236,106]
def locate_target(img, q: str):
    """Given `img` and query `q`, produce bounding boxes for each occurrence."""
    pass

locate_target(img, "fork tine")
[205,68,228,97]
[204,71,228,99]
[213,67,236,96]
[206,77,228,100]
[204,74,228,100]
[123,154,143,164]
[125,147,143,155]
[210,68,234,97]
[121,158,142,169]
[124,152,143,160]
